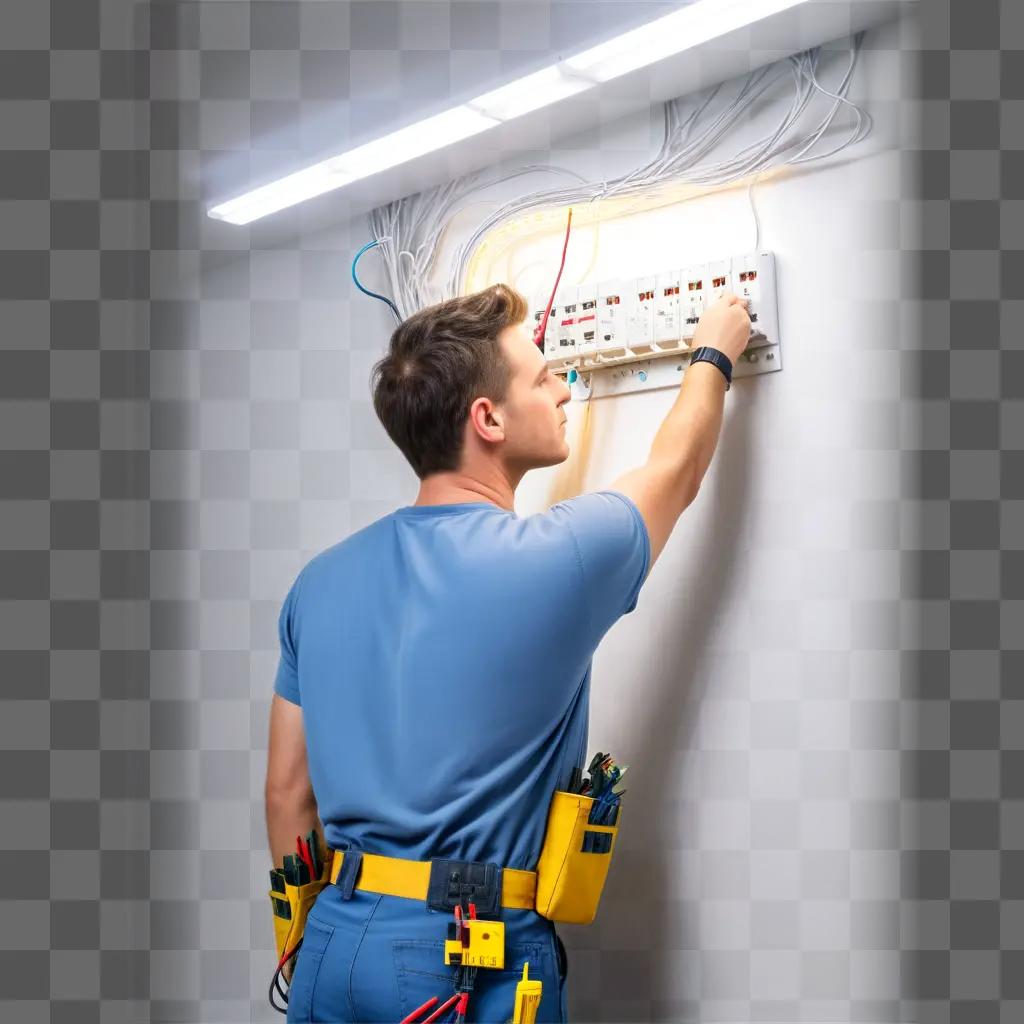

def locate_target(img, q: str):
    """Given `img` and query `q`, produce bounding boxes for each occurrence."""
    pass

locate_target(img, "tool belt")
[323,786,622,926]
[269,782,622,966]
[329,848,536,910]
[268,782,618,1015]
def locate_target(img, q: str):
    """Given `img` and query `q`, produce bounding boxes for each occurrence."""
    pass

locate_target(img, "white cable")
[366,33,873,318]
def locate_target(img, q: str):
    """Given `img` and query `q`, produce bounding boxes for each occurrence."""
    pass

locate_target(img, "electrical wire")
[360,32,872,319]
[350,237,401,321]
[269,939,302,1014]
[748,169,763,254]
[368,164,592,316]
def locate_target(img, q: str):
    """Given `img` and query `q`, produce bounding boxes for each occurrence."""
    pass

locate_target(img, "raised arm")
[611,293,751,571]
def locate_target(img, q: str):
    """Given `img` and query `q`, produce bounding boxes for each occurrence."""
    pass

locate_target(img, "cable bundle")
[359,34,872,322]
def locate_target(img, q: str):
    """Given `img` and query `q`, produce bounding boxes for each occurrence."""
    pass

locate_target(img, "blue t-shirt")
[273,489,650,872]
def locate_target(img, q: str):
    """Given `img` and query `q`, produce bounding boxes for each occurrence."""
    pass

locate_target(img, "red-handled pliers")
[399,992,461,1024]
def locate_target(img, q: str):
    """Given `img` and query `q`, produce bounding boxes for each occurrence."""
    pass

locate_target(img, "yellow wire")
[546,384,596,508]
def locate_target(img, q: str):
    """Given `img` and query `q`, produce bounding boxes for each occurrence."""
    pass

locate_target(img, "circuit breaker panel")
[531,250,780,400]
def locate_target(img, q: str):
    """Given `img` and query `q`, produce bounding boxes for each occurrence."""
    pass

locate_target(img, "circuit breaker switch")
[596,279,626,352]
[654,271,682,344]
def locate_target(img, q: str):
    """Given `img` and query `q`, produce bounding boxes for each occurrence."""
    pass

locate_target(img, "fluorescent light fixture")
[209,107,498,226]
[563,0,812,83]
[209,163,356,226]
[207,0,812,225]
[466,65,596,122]
[330,106,501,181]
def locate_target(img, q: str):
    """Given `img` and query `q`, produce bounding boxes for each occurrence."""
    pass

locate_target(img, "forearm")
[646,360,727,503]
[265,787,321,867]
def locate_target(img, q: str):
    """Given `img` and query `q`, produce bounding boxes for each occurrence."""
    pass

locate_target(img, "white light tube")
[329,105,502,182]
[466,65,596,122]
[563,0,814,82]
[208,163,356,226]
[207,0,812,225]
[208,107,499,226]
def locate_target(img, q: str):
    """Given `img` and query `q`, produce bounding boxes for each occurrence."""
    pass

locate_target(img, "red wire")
[422,994,461,1023]
[276,942,299,971]
[400,996,438,1024]
[533,208,573,346]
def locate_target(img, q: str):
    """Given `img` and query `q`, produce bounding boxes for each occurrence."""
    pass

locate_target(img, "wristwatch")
[689,346,733,390]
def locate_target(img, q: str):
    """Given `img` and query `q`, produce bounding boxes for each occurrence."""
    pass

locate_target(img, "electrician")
[264,283,750,1022]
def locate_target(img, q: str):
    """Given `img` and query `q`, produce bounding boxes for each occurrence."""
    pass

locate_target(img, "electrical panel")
[531,250,780,399]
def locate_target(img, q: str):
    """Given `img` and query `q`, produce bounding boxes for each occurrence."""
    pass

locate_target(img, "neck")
[413,468,519,512]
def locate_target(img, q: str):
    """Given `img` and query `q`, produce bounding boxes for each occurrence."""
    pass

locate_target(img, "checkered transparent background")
[0,1,1019,1022]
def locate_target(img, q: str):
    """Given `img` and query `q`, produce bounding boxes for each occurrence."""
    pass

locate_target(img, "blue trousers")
[285,882,569,1023]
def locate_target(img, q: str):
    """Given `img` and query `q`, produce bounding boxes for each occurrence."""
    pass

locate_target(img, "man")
[265,283,750,1023]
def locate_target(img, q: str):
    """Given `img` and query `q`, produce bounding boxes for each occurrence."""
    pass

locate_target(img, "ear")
[468,396,504,442]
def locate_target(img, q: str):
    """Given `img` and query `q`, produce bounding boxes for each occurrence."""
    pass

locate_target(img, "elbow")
[265,775,316,815]
[644,454,702,516]
[676,462,703,512]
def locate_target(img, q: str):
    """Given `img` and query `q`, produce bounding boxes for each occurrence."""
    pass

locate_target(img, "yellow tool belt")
[268,782,624,974]
[328,849,538,910]
[325,787,622,926]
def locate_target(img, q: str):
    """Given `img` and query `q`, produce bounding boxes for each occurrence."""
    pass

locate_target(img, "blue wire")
[352,240,402,323]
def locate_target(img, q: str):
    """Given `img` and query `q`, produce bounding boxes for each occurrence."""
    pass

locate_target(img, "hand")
[691,291,750,365]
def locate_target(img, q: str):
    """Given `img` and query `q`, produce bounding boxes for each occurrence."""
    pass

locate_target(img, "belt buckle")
[426,858,503,917]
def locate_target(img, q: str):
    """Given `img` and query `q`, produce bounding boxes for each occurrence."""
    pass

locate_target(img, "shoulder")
[288,515,391,598]
[546,490,648,539]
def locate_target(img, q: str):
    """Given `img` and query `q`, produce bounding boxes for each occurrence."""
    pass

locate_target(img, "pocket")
[286,917,334,1023]
[392,939,458,1021]
[534,790,622,925]
[392,938,545,1021]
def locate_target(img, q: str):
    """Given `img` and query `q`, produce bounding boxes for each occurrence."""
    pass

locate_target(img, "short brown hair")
[370,283,529,479]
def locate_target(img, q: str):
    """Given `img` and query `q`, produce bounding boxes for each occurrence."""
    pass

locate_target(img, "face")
[477,320,572,472]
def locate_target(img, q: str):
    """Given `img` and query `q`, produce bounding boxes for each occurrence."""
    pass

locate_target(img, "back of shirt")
[273,490,650,872]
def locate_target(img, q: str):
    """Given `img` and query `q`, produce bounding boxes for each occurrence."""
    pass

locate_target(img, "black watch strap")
[689,346,733,390]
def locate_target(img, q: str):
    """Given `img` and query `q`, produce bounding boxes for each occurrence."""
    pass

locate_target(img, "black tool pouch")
[426,858,503,917]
